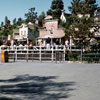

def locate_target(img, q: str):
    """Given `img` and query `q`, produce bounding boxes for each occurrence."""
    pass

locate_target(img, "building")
[13,22,38,44]
[38,15,66,46]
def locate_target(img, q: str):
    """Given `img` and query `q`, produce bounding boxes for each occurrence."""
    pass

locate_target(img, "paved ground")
[0,61,100,100]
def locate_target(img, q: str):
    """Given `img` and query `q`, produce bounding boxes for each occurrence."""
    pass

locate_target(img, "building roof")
[28,24,34,30]
[44,15,53,20]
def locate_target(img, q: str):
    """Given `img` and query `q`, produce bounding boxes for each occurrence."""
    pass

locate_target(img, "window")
[21,31,23,35]
[24,31,26,36]
[15,33,19,35]
[24,31,26,34]
[50,28,54,34]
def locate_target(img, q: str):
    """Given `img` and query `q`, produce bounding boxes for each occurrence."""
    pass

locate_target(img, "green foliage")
[69,0,82,14]
[25,8,37,24]
[60,14,72,36]
[47,0,64,20]
[39,12,45,21]
[17,18,24,26]
[32,25,39,39]
[32,40,36,46]
[0,16,13,36]
[69,0,97,15]
[1,22,4,27]
[0,17,21,36]
[67,0,98,49]
[60,15,71,27]
[13,18,17,25]
[5,16,8,25]
[67,52,80,61]
[84,57,94,63]
[38,12,45,27]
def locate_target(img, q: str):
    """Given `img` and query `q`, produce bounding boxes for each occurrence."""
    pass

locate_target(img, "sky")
[0,0,100,24]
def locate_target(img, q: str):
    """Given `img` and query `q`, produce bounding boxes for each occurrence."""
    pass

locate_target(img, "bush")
[84,57,93,63]
[67,52,79,61]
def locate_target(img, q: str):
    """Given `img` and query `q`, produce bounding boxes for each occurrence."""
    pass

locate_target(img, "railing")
[82,53,100,63]
[0,45,87,63]
[0,45,66,62]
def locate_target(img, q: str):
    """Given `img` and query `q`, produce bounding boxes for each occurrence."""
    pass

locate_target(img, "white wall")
[19,25,28,40]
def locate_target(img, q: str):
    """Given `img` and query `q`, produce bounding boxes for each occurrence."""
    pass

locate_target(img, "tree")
[3,16,12,36]
[12,18,17,29]
[1,22,4,27]
[47,0,64,20]
[68,0,98,41]
[39,12,45,21]
[61,14,72,31]
[25,8,37,24]
[69,0,97,15]
[38,12,45,27]
[5,16,8,25]
[17,17,23,26]
[67,0,98,60]
[13,18,17,25]
[32,25,39,45]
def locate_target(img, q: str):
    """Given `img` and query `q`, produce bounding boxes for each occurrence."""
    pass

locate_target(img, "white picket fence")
[0,45,83,62]
[0,45,66,62]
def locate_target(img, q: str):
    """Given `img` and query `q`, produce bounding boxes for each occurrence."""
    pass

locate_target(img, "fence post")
[32,46,34,62]
[15,46,17,60]
[39,46,42,62]
[0,46,1,62]
[26,46,28,62]
[64,45,66,61]
[52,47,54,62]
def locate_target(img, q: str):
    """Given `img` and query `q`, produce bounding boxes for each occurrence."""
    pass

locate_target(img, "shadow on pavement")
[0,75,75,100]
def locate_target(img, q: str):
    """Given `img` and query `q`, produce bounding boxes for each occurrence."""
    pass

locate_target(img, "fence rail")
[82,53,100,62]
[0,46,66,62]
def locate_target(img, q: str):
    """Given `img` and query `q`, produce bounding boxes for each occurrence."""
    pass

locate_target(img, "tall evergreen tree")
[69,0,82,14]
[17,18,23,26]
[1,22,4,27]
[13,18,17,25]
[69,0,97,15]
[39,12,45,21]
[3,16,12,36]
[68,0,98,42]
[47,0,64,20]
[38,12,45,27]
[25,8,37,24]
[67,0,98,59]
[5,16,8,25]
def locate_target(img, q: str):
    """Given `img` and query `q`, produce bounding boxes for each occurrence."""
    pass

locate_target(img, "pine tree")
[69,0,97,15]
[38,12,45,27]
[25,8,37,24]
[67,0,98,60]
[13,18,17,25]
[1,22,4,27]
[5,16,8,25]
[39,12,45,21]
[3,16,12,36]
[47,0,64,20]
[69,0,82,14]
[68,0,98,44]
[17,18,23,26]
